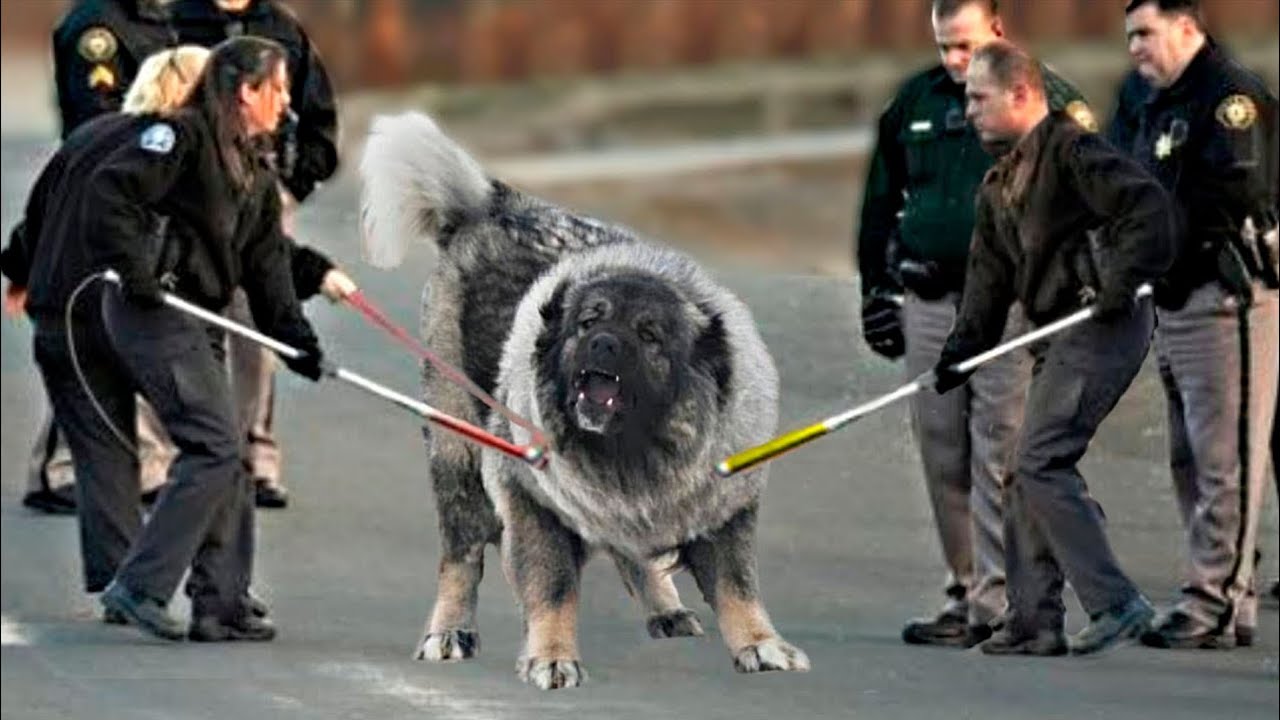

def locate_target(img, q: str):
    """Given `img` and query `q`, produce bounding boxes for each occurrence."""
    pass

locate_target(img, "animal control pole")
[101,271,548,469]
[715,284,1154,478]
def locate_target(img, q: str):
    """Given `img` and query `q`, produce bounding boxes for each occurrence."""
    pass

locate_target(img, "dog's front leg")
[684,504,810,673]
[500,483,588,690]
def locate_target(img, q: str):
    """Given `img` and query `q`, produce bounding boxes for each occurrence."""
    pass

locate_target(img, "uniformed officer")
[856,0,1096,648]
[1107,0,1279,651]
[169,0,341,509]
[935,40,1175,656]
[53,0,174,139]
[22,0,176,515]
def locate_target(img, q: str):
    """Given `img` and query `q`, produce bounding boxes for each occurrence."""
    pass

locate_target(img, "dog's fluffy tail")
[359,112,492,268]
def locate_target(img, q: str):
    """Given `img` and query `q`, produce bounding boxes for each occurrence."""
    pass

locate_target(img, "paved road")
[2,136,1277,720]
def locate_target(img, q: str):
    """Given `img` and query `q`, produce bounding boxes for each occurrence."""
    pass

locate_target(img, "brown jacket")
[946,111,1177,357]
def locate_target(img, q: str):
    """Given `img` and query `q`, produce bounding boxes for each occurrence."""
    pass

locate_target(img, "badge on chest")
[1154,118,1189,160]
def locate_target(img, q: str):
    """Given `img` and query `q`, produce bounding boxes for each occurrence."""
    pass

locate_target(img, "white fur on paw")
[518,658,587,690]
[415,629,479,662]
[647,609,705,639]
[733,637,811,673]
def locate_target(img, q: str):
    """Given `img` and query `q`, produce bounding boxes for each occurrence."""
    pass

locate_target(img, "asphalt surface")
[2,134,1278,720]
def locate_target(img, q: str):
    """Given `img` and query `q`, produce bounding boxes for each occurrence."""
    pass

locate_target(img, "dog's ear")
[538,279,569,329]
[692,309,732,409]
[535,280,571,370]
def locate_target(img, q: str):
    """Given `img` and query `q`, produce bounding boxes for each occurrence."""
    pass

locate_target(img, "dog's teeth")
[613,375,620,383]
[578,391,586,401]
[606,398,614,407]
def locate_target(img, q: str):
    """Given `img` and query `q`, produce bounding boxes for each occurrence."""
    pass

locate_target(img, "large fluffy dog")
[360,112,807,689]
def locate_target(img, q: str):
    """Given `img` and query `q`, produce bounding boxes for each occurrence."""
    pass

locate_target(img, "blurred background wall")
[3,0,1278,88]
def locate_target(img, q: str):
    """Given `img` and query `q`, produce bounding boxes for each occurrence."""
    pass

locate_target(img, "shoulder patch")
[1216,94,1257,130]
[77,27,118,63]
[1065,100,1098,133]
[139,123,176,154]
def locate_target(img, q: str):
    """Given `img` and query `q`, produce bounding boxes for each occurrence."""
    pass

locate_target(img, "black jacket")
[3,109,316,353]
[0,113,335,319]
[1108,40,1278,305]
[946,112,1176,357]
[52,0,173,138]
[168,0,339,202]
[2,113,141,319]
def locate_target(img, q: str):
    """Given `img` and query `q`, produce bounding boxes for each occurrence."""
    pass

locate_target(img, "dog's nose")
[588,332,620,360]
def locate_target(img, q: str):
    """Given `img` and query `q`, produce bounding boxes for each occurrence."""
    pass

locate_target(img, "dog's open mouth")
[574,369,623,432]
[576,370,622,407]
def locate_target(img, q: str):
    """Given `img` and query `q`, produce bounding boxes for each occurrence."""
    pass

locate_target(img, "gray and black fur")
[360,112,808,689]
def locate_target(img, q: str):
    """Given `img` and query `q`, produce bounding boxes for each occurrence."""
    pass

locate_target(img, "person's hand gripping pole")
[715,284,1153,477]
[101,270,547,469]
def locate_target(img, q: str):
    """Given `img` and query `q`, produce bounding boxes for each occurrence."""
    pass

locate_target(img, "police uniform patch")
[77,27,118,63]
[1065,100,1098,133]
[139,123,176,154]
[87,64,115,90]
[1216,94,1257,130]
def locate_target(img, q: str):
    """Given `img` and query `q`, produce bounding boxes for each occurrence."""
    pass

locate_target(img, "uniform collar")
[1154,37,1220,104]
[929,66,967,97]
[123,0,172,22]
[169,0,272,23]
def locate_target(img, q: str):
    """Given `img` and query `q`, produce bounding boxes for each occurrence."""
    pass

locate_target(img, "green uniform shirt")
[857,64,1092,295]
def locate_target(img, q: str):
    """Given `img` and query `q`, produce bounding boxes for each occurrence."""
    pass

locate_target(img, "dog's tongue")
[585,373,621,405]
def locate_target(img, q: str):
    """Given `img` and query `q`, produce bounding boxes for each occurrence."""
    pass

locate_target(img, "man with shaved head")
[855,0,1092,648]
[933,40,1176,656]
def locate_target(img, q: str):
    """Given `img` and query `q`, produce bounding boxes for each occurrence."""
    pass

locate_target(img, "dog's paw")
[646,608,705,639]
[732,637,811,674]
[415,629,478,662]
[517,657,587,690]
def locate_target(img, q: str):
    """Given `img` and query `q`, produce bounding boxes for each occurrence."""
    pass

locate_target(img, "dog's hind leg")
[416,436,501,662]
[498,481,588,690]
[684,503,810,674]
[611,551,704,639]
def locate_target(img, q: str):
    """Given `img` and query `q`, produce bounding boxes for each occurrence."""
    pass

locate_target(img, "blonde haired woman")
[17,45,211,516]
[122,45,211,115]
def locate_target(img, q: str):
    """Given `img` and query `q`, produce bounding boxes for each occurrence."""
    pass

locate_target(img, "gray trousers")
[1156,282,1279,631]
[226,289,282,487]
[1006,302,1153,633]
[101,291,254,620]
[903,293,1032,625]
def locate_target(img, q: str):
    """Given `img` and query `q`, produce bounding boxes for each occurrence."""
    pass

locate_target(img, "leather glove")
[932,344,974,395]
[1093,287,1137,323]
[282,341,328,382]
[861,293,905,359]
[319,268,358,303]
[121,274,166,309]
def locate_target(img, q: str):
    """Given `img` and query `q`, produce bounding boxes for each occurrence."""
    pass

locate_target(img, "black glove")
[282,342,328,382]
[861,293,905,359]
[1093,287,1137,323]
[121,274,165,309]
[932,344,974,395]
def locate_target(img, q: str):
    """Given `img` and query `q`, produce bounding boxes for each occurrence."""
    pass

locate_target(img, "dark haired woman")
[72,36,325,642]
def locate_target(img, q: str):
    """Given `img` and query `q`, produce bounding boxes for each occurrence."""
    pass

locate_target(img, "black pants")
[1005,301,1154,632]
[37,289,254,621]
[33,309,139,593]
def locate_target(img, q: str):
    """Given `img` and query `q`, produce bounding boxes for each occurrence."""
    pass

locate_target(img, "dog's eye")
[638,328,661,346]
[579,317,597,331]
